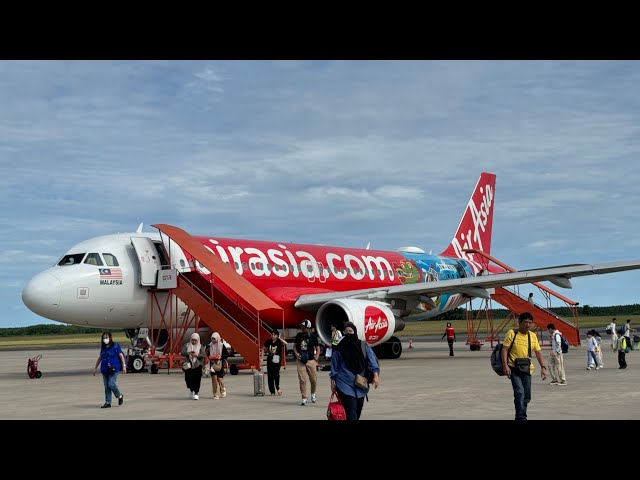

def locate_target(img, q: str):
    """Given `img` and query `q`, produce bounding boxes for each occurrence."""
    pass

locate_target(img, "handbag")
[203,363,211,377]
[327,391,346,420]
[211,360,223,372]
[515,357,531,373]
[271,354,280,364]
[182,360,191,372]
[354,373,368,389]
[106,364,116,375]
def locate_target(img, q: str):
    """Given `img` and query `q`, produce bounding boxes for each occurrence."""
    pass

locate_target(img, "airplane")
[21,172,640,371]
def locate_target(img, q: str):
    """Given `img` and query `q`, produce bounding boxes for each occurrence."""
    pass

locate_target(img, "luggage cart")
[27,354,42,379]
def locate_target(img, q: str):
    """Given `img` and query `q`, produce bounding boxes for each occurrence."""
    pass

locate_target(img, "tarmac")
[1,336,639,420]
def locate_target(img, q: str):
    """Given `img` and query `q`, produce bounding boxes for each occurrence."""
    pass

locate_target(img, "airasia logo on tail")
[363,306,389,343]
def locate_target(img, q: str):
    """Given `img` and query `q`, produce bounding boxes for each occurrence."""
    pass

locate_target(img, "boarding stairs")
[463,248,581,349]
[151,224,283,371]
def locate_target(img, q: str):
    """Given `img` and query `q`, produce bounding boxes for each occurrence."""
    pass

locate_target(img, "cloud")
[4,60,640,327]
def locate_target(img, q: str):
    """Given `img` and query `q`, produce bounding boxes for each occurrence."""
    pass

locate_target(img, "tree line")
[4,303,639,337]
[0,324,124,337]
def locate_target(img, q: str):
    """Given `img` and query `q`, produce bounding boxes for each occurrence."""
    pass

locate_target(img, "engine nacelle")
[315,299,399,348]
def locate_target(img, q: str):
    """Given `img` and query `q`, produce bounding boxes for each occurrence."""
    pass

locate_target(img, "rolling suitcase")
[253,370,265,396]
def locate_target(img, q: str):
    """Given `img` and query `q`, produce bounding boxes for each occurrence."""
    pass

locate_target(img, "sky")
[2,60,640,328]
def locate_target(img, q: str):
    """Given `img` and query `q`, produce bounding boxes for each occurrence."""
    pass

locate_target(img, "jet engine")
[315,299,405,359]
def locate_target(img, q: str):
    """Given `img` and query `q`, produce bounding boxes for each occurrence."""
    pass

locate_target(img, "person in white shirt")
[585,331,602,370]
[546,323,567,385]
[606,318,618,351]
[623,319,633,350]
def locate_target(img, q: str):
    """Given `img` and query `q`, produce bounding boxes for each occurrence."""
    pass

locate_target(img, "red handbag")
[327,391,346,420]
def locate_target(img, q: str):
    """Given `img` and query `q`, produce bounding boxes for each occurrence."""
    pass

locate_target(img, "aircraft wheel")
[387,336,403,359]
[150,363,159,374]
[229,364,239,375]
[469,344,478,351]
[35,371,42,378]
[129,355,145,373]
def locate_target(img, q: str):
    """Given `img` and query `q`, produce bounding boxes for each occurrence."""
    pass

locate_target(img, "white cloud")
[4,60,640,327]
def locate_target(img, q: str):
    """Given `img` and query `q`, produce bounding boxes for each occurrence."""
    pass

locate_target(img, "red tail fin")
[440,172,496,261]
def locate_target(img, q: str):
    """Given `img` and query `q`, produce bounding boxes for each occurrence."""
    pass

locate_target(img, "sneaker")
[193,394,199,400]
[311,393,317,403]
[213,395,220,400]
[118,394,124,406]
[587,366,592,370]
[549,381,558,385]
[100,403,111,408]
[300,398,308,406]
[597,365,603,369]
[558,381,567,386]
[277,389,282,396]
[221,388,226,398]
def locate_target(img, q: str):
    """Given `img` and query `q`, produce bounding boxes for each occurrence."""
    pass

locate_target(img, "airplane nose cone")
[22,272,61,320]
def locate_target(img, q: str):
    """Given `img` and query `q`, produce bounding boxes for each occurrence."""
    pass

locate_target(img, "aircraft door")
[131,237,162,286]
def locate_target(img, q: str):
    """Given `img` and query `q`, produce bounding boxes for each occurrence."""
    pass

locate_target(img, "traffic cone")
[408,338,414,349]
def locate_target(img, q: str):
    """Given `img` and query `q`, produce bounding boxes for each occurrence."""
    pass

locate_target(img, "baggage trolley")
[253,370,265,396]
[27,354,43,379]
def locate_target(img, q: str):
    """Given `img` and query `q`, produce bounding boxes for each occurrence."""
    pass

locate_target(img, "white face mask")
[103,338,109,345]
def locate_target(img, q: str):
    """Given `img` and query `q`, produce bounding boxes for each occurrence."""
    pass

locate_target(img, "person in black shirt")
[293,319,320,405]
[263,329,287,395]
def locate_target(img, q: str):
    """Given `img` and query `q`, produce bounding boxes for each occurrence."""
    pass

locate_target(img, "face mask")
[103,338,109,344]
[345,332,355,337]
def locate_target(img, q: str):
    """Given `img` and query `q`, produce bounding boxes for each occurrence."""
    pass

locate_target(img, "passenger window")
[103,253,119,266]
[84,253,103,266]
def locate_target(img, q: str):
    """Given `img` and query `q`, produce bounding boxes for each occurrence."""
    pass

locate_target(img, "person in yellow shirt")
[501,312,547,421]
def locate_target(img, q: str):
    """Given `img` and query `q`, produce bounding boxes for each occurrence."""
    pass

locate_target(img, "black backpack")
[491,331,515,376]
[560,335,569,354]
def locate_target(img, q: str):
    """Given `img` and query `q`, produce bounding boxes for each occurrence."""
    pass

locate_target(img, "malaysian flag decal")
[99,268,123,279]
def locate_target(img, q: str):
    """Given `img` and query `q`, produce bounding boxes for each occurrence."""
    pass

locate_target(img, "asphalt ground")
[1,336,638,421]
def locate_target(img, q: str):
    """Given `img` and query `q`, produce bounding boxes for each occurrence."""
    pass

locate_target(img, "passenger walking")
[329,321,380,420]
[441,322,456,356]
[606,318,618,351]
[92,331,126,408]
[546,323,567,385]
[624,319,633,350]
[617,333,628,369]
[594,330,604,368]
[293,319,320,405]
[263,329,286,395]
[181,332,205,400]
[501,312,547,421]
[585,331,601,370]
[206,332,229,399]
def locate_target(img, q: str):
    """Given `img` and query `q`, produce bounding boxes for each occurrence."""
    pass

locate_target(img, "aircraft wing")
[293,259,640,309]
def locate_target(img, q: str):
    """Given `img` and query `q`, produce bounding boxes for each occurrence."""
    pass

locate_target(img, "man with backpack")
[546,323,567,386]
[501,312,547,421]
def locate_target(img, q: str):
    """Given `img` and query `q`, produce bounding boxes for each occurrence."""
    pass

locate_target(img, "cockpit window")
[84,253,104,266]
[103,253,119,266]
[58,253,86,266]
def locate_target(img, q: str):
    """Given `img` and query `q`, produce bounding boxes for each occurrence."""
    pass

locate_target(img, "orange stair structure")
[463,248,581,349]
[148,224,284,372]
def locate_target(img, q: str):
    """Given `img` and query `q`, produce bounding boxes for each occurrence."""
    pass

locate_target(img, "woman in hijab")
[206,331,229,399]
[181,332,205,400]
[329,321,380,420]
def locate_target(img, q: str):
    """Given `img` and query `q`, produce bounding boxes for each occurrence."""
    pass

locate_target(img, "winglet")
[136,223,143,233]
[440,172,496,262]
